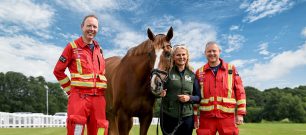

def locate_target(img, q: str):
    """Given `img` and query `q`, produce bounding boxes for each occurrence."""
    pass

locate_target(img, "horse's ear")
[147,28,155,41]
[166,27,173,41]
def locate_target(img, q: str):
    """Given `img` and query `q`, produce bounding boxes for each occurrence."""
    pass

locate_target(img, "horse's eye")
[164,51,171,58]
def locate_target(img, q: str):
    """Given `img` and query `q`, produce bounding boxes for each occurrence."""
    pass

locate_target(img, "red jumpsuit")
[194,59,246,135]
[53,37,108,135]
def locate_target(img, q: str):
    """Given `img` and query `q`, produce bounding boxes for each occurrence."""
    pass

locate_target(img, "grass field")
[0,123,305,135]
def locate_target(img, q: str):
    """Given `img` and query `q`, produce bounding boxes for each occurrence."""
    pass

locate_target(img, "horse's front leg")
[117,109,133,135]
[139,112,153,135]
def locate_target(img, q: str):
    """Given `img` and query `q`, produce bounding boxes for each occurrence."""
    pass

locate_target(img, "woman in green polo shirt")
[160,44,201,135]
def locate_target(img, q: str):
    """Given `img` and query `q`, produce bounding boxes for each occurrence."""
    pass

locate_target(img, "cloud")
[146,16,217,60]
[112,31,146,49]
[0,35,62,82]
[241,0,294,23]
[222,34,246,53]
[174,22,216,60]
[230,59,257,68]
[0,0,54,32]
[258,42,270,55]
[104,15,217,62]
[55,0,142,13]
[59,33,80,43]
[104,49,127,58]
[302,27,306,37]
[190,61,206,72]
[229,25,240,31]
[241,42,306,85]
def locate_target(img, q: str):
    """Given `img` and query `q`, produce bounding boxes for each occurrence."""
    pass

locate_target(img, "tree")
[0,71,67,114]
[244,107,263,123]
[2,72,28,112]
[46,82,67,115]
[262,90,305,122]
[245,86,264,107]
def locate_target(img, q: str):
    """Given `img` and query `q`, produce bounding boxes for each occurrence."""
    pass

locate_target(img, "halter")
[150,69,168,83]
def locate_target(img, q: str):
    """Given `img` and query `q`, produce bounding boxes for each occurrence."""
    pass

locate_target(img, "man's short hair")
[205,41,221,51]
[81,14,98,26]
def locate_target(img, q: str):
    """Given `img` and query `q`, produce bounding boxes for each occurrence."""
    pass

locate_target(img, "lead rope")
[157,97,183,135]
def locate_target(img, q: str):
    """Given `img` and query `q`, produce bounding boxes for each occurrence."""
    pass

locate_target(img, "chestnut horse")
[105,27,173,135]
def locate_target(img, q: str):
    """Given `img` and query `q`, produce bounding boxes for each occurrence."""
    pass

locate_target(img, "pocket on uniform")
[222,127,239,135]
[196,128,210,135]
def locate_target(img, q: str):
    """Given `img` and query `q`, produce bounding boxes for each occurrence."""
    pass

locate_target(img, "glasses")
[173,44,187,50]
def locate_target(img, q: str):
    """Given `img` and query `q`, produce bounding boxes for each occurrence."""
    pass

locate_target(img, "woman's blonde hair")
[172,44,194,71]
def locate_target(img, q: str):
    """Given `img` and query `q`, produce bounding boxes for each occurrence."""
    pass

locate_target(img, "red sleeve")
[53,43,72,94]
[233,66,247,115]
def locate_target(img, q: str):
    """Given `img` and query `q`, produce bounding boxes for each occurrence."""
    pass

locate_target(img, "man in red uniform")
[53,15,108,135]
[194,41,246,135]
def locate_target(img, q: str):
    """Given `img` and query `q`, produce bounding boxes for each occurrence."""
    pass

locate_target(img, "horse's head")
[147,27,173,96]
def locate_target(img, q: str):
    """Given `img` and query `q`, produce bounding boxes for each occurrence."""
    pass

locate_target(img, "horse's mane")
[125,40,152,57]
[125,34,165,57]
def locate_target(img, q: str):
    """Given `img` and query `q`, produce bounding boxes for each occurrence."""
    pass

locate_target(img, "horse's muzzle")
[151,79,163,96]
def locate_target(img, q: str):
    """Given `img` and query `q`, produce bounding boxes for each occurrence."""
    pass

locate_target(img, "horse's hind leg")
[117,110,133,135]
[139,113,153,135]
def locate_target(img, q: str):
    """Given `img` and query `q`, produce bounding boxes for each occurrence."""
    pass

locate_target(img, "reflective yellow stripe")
[200,97,214,104]
[59,76,70,85]
[71,81,107,88]
[199,105,236,113]
[74,124,83,135]
[70,41,83,74]
[96,82,107,89]
[71,81,94,87]
[193,104,199,115]
[200,83,204,98]
[199,105,214,111]
[97,128,105,135]
[237,99,246,105]
[217,105,235,113]
[98,75,107,81]
[227,64,233,98]
[70,41,77,48]
[76,59,82,74]
[222,97,236,104]
[200,97,236,104]
[63,86,71,92]
[238,107,246,111]
[199,66,204,98]
[71,73,94,79]
[217,96,223,102]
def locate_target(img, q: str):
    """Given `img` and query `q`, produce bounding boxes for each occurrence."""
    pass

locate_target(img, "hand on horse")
[160,89,167,97]
[177,94,190,103]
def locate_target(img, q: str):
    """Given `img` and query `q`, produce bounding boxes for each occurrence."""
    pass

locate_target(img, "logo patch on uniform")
[185,75,192,81]
[171,75,179,80]
[59,55,66,63]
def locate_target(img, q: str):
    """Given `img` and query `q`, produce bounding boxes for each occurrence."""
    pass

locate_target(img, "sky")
[0,0,306,90]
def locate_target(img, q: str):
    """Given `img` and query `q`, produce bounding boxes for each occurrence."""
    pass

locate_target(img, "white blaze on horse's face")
[150,48,164,91]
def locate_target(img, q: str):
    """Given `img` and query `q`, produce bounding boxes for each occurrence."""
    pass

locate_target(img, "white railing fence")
[0,112,66,128]
[0,112,159,128]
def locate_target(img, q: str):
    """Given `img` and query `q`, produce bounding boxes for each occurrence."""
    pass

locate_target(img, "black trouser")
[161,113,194,135]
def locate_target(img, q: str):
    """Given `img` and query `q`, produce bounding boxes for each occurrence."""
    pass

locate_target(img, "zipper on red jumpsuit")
[213,69,217,114]
[91,47,97,95]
